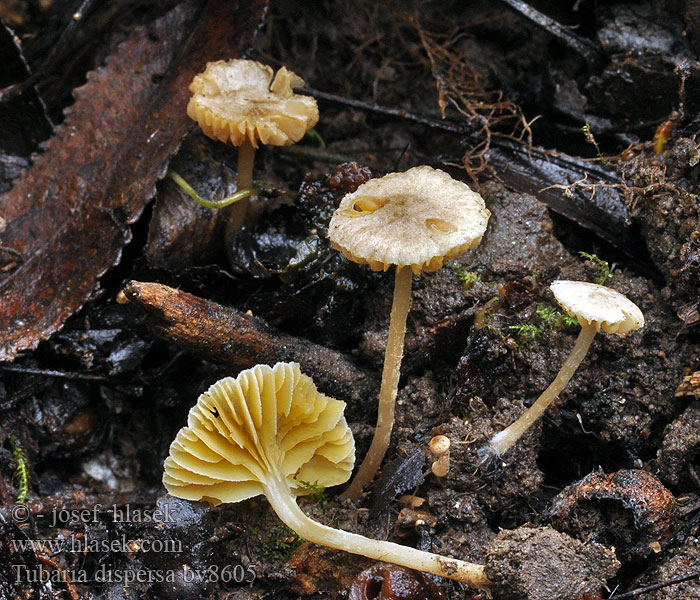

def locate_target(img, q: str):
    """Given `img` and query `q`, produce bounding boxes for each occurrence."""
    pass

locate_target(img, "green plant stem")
[342,266,412,500]
[10,437,28,503]
[167,170,258,209]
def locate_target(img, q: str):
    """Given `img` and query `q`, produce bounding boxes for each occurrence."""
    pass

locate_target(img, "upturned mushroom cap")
[328,166,490,274]
[163,362,355,506]
[551,280,644,334]
[187,59,319,148]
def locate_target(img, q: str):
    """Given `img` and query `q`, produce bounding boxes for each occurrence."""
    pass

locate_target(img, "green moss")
[536,305,578,329]
[508,324,543,344]
[298,480,329,507]
[251,525,304,560]
[448,262,482,289]
[10,437,28,503]
[579,251,613,285]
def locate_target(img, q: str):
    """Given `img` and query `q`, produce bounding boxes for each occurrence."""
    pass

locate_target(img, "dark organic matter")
[550,469,679,561]
[348,564,446,600]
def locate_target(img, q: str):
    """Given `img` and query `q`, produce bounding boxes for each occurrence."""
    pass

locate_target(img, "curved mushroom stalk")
[263,469,491,587]
[483,324,597,459]
[163,362,492,589]
[481,280,644,460]
[329,166,490,499]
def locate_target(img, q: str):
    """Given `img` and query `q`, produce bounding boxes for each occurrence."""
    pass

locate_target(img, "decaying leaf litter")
[0,1,699,599]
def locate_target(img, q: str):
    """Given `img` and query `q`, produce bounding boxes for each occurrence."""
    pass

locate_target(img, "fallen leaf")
[0,0,267,361]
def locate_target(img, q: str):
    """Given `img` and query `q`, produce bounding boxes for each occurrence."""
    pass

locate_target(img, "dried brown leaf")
[0,0,267,360]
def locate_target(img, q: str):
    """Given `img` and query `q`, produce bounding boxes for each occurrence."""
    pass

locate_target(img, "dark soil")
[1,1,699,599]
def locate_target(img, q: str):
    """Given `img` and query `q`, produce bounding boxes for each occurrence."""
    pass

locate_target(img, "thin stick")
[342,266,412,500]
[298,87,470,134]
[498,0,603,67]
[608,572,700,599]
[0,365,110,382]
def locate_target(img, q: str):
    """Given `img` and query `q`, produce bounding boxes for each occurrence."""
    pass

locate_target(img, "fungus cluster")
[329,166,490,498]
[163,362,492,588]
[161,60,646,596]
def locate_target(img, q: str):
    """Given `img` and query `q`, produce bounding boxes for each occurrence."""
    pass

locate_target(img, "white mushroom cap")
[328,166,490,274]
[551,280,645,335]
[163,362,355,506]
[187,59,319,148]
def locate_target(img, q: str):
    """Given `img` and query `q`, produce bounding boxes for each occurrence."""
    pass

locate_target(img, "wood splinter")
[120,281,377,404]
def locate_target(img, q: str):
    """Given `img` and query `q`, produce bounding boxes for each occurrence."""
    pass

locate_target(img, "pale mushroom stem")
[342,265,413,500]
[485,323,598,458]
[264,470,492,588]
[224,139,257,251]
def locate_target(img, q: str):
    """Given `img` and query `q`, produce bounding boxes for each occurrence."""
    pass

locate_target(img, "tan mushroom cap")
[163,362,355,506]
[328,166,490,274]
[551,280,645,334]
[187,59,319,148]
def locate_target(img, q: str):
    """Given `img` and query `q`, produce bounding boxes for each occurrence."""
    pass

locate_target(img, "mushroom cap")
[328,166,490,274]
[163,362,355,506]
[550,280,645,334]
[187,59,319,148]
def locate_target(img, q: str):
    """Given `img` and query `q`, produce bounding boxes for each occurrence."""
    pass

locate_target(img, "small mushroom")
[163,362,491,588]
[429,435,451,478]
[329,166,490,499]
[482,280,644,459]
[187,59,319,244]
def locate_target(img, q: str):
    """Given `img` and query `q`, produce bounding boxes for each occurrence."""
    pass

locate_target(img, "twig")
[0,365,110,382]
[269,144,361,165]
[121,281,377,404]
[498,0,604,67]
[0,0,98,102]
[297,86,469,134]
[608,572,700,599]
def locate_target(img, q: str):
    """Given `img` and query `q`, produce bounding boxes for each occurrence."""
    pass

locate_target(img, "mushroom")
[429,435,451,478]
[482,280,644,459]
[328,166,490,499]
[163,362,492,588]
[187,59,319,245]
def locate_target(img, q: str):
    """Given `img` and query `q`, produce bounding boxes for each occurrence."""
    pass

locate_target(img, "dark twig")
[498,0,604,67]
[297,86,470,134]
[0,0,97,102]
[121,281,377,404]
[608,572,700,599]
[0,365,110,382]
[269,143,361,165]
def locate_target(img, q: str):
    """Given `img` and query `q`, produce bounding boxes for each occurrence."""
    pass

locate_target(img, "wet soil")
[1,1,700,599]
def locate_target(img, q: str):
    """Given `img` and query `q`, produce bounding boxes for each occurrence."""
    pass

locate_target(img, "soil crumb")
[485,526,619,600]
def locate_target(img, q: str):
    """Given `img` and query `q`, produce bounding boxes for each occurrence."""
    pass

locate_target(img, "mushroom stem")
[342,265,413,500]
[264,471,491,588]
[485,324,597,458]
[224,139,257,251]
